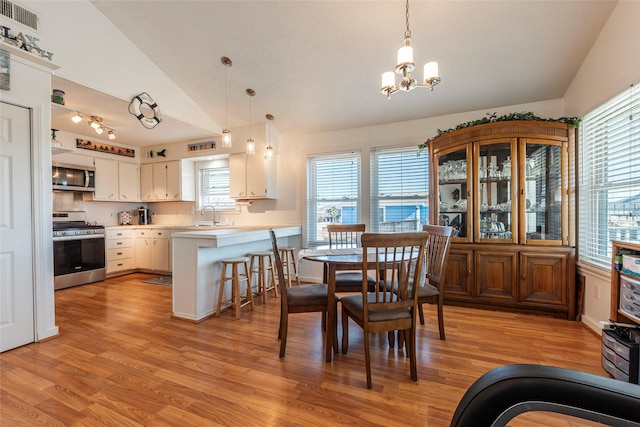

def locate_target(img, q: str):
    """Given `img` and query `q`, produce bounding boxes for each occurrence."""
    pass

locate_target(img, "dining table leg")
[326,263,338,362]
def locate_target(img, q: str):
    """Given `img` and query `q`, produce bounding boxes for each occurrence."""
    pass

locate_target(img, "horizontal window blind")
[578,83,640,269]
[199,167,236,208]
[370,146,429,232]
[307,152,360,245]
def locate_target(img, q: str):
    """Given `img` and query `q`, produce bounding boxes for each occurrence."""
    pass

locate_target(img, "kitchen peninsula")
[171,226,301,321]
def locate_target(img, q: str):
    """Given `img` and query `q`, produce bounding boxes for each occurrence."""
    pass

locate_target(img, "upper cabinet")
[93,158,140,202]
[229,151,277,200]
[140,160,195,202]
[431,121,573,246]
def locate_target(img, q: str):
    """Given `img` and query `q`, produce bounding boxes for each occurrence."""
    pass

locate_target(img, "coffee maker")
[138,207,150,225]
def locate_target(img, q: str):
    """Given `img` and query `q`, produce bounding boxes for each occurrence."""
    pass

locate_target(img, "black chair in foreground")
[450,364,640,427]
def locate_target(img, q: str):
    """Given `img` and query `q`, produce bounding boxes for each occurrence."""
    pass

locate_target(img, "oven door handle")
[53,234,105,242]
[84,169,90,188]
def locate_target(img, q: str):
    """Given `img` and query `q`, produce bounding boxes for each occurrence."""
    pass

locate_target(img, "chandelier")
[380,0,440,99]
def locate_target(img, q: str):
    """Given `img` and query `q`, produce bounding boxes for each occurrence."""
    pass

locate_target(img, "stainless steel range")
[53,211,106,290]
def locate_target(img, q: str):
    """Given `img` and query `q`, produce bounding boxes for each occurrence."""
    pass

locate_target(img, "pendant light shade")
[246,88,256,155]
[221,57,233,148]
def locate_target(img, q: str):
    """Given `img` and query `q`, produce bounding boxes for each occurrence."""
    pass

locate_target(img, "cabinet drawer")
[136,229,167,238]
[106,228,134,239]
[107,257,135,273]
[106,238,133,250]
[602,330,633,360]
[107,247,133,261]
[602,342,630,374]
[601,354,630,382]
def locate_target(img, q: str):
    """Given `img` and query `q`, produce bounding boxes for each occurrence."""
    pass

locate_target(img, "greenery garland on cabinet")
[418,112,581,152]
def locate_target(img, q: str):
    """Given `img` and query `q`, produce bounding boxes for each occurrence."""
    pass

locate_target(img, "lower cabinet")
[106,228,135,275]
[135,229,170,272]
[443,244,576,319]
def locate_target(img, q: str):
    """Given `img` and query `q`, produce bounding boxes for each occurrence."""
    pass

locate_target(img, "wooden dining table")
[301,248,370,362]
[301,247,419,362]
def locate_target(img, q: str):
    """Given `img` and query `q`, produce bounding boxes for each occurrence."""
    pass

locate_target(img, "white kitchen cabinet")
[229,151,277,199]
[94,158,140,202]
[140,164,153,201]
[139,160,195,202]
[135,229,170,272]
[118,162,140,201]
[106,228,135,275]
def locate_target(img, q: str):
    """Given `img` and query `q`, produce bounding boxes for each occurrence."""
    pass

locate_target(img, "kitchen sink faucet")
[201,205,219,226]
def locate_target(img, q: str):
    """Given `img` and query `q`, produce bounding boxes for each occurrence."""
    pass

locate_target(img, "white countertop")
[171,225,302,248]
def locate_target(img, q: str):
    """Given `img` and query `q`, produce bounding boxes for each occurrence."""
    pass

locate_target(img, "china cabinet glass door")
[519,138,565,245]
[475,139,518,243]
[435,145,471,241]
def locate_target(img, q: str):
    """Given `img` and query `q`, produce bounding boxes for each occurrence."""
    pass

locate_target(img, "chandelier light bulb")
[108,130,116,140]
[382,72,395,89]
[71,112,83,123]
[265,145,274,160]
[424,62,439,80]
[397,45,413,66]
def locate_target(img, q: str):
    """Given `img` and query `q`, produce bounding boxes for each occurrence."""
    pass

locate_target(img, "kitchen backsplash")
[53,196,293,227]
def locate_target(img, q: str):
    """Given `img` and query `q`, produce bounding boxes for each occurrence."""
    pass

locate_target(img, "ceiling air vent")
[0,0,40,32]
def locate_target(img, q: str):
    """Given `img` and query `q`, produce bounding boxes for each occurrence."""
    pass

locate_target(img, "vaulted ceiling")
[55,1,618,146]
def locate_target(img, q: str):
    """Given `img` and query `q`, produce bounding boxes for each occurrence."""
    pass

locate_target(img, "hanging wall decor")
[76,138,135,158]
[128,92,162,129]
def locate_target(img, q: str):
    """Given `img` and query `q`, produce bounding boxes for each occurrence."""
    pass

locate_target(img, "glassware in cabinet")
[519,138,566,244]
[434,145,472,241]
[475,138,518,243]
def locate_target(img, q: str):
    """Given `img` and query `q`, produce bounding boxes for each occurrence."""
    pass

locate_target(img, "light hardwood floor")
[1,273,608,426]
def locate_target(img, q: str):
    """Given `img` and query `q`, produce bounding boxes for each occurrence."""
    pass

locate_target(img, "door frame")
[1,49,60,347]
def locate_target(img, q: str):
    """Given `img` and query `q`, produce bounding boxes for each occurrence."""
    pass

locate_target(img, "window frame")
[578,83,640,269]
[306,151,361,246]
[195,157,237,211]
[369,144,430,232]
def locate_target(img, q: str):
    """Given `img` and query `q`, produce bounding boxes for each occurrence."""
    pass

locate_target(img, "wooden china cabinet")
[429,121,577,319]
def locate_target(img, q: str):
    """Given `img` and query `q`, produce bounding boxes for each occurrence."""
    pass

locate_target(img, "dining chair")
[340,231,429,389]
[416,224,453,340]
[326,223,376,293]
[269,229,338,358]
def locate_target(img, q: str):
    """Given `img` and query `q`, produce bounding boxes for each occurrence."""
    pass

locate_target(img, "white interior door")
[0,101,35,352]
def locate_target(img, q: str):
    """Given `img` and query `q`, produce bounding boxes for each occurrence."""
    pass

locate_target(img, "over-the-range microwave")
[52,163,96,192]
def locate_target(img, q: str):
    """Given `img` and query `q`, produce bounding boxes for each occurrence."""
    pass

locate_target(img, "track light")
[81,115,115,139]
[71,112,83,123]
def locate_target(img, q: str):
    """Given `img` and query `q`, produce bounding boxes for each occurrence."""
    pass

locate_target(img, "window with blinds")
[306,152,360,245]
[199,165,236,209]
[578,83,640,269]
[370,145,429,232]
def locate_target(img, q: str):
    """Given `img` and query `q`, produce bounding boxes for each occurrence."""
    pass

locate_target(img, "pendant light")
[265,114,274,160]
[221,56,232,148]
[246,88,256,155]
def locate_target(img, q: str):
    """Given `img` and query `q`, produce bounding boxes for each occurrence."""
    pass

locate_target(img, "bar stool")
[248,251,278,303]
[216,257,253,319]
[279,247,301,287]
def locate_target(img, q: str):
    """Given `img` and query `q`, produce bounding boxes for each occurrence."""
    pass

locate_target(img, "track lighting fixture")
[75,114,116,139]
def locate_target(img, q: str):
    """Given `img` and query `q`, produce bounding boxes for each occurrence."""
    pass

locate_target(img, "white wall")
[563,0,640,333]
